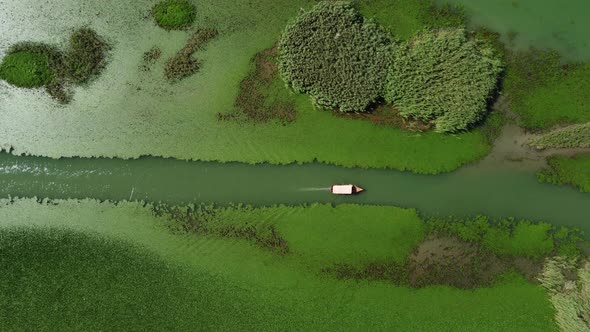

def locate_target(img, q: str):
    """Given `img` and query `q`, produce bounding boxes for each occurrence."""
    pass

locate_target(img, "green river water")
[1,153,589,232]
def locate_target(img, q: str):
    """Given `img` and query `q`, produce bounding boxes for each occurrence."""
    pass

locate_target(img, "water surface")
[1,153,588,232]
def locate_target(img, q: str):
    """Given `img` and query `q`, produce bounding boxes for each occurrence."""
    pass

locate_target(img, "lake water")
[443,0,590,61]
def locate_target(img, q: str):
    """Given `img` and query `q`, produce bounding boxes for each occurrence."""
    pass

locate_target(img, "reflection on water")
[0,153,588,232]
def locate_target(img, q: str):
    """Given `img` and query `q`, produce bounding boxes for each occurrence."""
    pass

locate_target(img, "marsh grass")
[0,28,109,103]
[537,154,590,193]
[218,46,296,124]
[154,204,289,253]
[538,257,590,331]
[164,28,218,81]
[152,0,196,30]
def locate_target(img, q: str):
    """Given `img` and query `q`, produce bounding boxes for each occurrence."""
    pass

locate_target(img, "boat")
[331,184,364,195]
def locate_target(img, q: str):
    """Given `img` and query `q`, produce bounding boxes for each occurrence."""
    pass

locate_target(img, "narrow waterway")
[1,151,588,232]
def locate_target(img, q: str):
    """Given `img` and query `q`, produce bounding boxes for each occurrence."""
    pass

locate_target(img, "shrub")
[0,49,53,88]
[152,0,196,30]
[278,1,392,112]
[385,28,503,132]
[63,28,109,84]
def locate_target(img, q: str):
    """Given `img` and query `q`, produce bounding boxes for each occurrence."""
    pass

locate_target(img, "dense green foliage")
[532,122,590,149]
[0,49,53,88]
[64,28,109,84]
[385,28,503,133]
[278,1,392,112]
[358,0,465,41]
[504,49,590,129]
[538,154,590,193]
[427,216,584,258]
[152,0,196,30]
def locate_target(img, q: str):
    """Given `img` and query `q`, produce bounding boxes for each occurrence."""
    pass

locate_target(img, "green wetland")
[1,0,590,330]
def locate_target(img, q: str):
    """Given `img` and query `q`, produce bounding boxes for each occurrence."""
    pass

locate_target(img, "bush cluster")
[385,28,503,132]
[278,1,392,112]
[152,0,196,30]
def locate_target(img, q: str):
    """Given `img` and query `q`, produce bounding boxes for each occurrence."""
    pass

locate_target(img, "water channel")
[1,151,588,232]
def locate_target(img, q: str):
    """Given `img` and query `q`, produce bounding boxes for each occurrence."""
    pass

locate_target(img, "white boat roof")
[332,185,354,194]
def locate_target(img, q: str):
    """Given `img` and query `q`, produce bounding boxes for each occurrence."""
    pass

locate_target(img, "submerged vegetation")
[386,28,503,133]
[0,28,109,103]
[278,1,392,112]
[538,154,590,193]
[504,49,590,130]
[152,0,196,30]
[164,28,218,81]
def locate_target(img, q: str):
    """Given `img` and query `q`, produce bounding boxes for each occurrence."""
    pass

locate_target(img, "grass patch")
[0,50,53,88]
[538,154,590,193]
[504,49,590,130]
[152,0,196,30]
[0,199,560,331]
[164,28,218,81]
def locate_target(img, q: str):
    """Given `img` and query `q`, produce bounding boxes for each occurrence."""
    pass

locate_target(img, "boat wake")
[299,187,331,191]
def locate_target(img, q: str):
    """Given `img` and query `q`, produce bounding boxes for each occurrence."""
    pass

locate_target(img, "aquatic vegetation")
[0,49,53,88]
[164,28,218,81]
[63,28,109,84]
[278,1,392,112]
[538,257,590,332]
[140,47,162,71]
[537,154,590,193]
[358,0,465,41]
[218,46,296,124]
[0,28,109,103]
[0,199,559,331]
[0,227,214,331]
[504,49,590,130]
[531,122,590,149]
[152,0,196,30]
[426,216,584,258]
[385,28,503,133]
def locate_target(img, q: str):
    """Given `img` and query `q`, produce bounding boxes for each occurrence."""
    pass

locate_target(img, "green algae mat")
[0,0,491,174]
[0,199,558,331]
